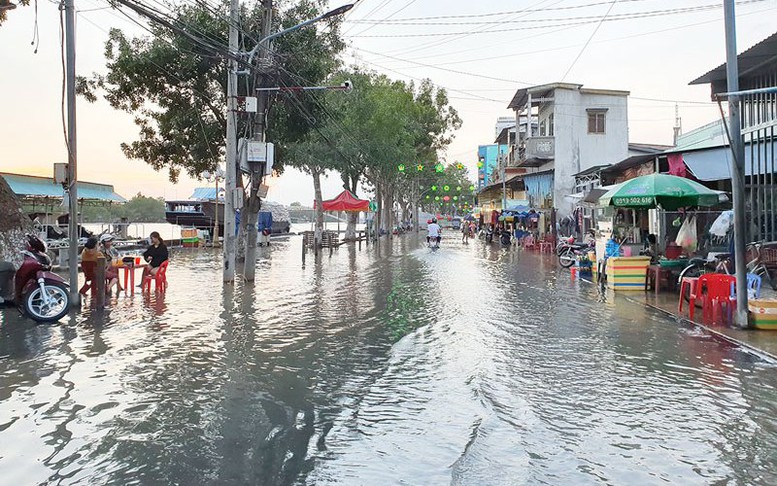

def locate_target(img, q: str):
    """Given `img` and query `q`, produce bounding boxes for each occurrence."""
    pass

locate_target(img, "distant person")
[461,220,469,244]
[427,218,442,247]
[140,231,168,284]
[100,234,122,294]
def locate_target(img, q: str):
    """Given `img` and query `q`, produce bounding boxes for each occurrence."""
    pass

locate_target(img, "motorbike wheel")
[23,281,70,323]
[559,248,576,268]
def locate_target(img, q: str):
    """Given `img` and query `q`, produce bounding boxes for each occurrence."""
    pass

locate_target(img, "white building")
[506,82,630,217]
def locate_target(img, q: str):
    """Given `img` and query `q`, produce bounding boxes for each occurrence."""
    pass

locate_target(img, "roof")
[669,119,727,152]
[191,187,224,200]
[507,82,629,110]
[600,154,657,175]
[573,164,610,178]
[628,143,674,154]
[681,140,777,181]
[494,126,516,144]
[690,31,777,91]
[0,172,126,202]
[317,190,369,212]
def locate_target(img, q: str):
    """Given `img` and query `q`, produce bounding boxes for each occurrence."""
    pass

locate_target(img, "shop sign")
[613,196,653,206]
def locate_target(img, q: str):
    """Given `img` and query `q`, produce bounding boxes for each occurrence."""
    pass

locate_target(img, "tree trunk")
[312,169,324,249]
[243,175,261,281]
[345,212,357,240]
[375,185,382,243]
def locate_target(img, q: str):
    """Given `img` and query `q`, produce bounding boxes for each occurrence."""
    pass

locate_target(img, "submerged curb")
[575,274,777,364]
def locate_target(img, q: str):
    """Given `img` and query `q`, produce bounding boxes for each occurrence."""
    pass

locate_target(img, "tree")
[80,0,345,270]
[0,0,28,26]
[307,70,461,238]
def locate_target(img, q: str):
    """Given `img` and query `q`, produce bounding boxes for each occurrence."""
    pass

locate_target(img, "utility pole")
[64,0,79,307]
[244,0,273,282]
[723,0,749,328]
[223,0,240,283]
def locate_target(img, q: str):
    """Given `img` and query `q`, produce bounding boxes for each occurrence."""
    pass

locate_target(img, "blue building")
[477,144,509,190]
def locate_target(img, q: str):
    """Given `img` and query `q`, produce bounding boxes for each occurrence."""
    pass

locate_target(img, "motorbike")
[485,226,494,243]
[558,242,595,268]
[0,234,70,323]
[500,229,512,246]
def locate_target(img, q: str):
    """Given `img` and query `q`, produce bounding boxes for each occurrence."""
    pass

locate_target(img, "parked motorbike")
[485,227,494,243]
[0,234,70,323]
[500,229,512,246]
[558,242,594,268]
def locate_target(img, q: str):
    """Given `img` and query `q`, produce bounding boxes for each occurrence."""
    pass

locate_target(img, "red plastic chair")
[79,261,97,296]
[691,274,736,324]
[523,235,536,250]
[142,260,169,293]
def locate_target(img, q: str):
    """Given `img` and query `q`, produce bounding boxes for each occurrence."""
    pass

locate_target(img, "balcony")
[525,137,554,160]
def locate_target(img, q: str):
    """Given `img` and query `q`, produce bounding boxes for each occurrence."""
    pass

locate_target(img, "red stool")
[678,276,699,315]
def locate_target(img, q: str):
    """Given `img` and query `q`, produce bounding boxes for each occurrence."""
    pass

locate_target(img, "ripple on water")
[1,238,777,485]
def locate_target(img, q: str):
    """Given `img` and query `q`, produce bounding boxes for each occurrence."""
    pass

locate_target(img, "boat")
[165,188,291,234]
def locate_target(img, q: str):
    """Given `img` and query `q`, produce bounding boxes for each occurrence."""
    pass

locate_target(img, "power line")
[346,0,654,22]
[346,0,771,37]
[560,0,617,82]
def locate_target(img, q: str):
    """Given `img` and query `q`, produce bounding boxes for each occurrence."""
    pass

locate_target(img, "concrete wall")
[551,88,628,217]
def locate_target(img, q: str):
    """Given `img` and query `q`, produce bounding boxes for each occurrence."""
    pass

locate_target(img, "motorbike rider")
[427,218,441,247]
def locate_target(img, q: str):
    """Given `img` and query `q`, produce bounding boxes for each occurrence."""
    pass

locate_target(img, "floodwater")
[1,235,777,485]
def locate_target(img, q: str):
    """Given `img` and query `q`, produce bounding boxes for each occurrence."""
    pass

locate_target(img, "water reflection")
[1,236,777,485]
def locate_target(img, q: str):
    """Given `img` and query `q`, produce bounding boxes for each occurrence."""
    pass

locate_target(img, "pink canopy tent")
[316,190,369,212]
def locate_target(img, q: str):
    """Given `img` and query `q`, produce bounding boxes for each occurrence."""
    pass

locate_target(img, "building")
[504,82,630,217]
[689,31,777,242]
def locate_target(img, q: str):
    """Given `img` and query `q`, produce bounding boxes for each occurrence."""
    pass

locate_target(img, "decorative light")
[435,163,444,173]
[443,185,450,192]
[425,195,430,200]
[416,164,424,171]
[431,185,438,192]
[453,196,458,201]
[456,186,461,191]
[443,196,450,202]
[469,185,475,191]
[456,162,464,170]
[434,196,440,201]
[397,164,406,172]
[476,160,484,169]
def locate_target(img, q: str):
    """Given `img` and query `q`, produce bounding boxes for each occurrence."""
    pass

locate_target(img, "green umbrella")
[598,174,721,210]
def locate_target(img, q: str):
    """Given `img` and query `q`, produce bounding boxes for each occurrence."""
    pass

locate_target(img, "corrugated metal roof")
[690,31,777,90]
[682,140,777,181]
[0,172,126,202]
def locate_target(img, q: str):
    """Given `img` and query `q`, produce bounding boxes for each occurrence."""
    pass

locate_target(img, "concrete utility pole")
[243,0,273,282]
[723,0,749,328]
[223,0,240,283]
[64,0,79,307]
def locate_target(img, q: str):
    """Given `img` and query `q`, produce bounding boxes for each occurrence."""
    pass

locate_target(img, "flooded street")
[2,235,777,485]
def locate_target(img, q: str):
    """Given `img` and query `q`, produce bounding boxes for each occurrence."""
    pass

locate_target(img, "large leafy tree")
[81,0,343,183]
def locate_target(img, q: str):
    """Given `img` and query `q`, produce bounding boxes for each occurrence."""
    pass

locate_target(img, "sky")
[2,0,777,205]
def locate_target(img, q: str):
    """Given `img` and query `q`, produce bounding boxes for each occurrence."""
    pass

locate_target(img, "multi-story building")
[505,82,630,217]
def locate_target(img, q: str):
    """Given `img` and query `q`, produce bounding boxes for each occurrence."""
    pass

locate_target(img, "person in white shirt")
[427,218,441,247]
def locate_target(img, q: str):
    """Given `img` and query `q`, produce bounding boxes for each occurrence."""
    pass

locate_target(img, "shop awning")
[317,190,370,212]
[0,172,126,202]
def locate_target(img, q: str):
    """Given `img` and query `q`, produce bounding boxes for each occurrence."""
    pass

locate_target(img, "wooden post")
[302,237,306,266]
[95,255,106,308]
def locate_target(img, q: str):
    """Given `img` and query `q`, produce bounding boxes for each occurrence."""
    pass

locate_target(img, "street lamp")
[202,166,225,247]
[246,3,355,66]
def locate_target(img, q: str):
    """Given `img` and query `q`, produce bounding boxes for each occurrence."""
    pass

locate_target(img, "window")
[548,113,554,136]
[539,120,546,136]
[587,109,606,134]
